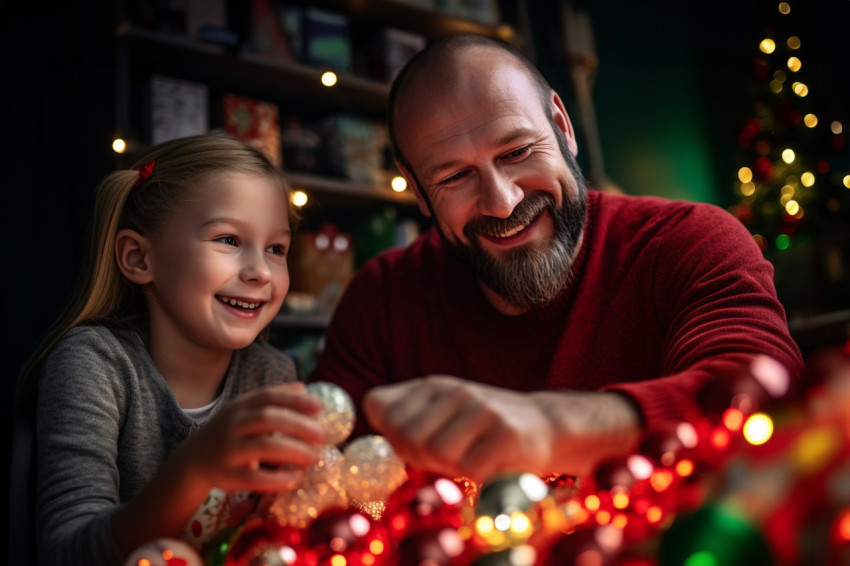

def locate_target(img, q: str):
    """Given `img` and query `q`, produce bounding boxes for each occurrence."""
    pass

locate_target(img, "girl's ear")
[115,229,153,284]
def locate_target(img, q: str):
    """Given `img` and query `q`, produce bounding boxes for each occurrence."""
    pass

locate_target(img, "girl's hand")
[177,382,327,493]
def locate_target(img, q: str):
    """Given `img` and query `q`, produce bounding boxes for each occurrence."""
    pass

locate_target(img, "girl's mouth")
[216,296,262,310]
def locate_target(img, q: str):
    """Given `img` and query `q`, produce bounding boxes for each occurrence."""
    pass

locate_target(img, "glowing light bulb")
[787,36,801,49]
[723,408,744,431]
[778,2,790,14]
[785,200,800,215]
[738,166,753,183]
[612,492,630,510]
[832,121,844,135]
[291,190,308,207]
[801,172,815,187]
[759,38,776,54]
[743,413,774,445]
[646,506,663,524]
[787,56,802,72]
[685,550,719,566]
[792,82,809,97]
[843,175,850,189]
[741,182,756,196]
[391,176,407,192]
[782,149,796,163]
[475,516,495,535]
[804,113,818,128]
[112,138,127,153]
[675,459,694,478]
[321,71,338,87]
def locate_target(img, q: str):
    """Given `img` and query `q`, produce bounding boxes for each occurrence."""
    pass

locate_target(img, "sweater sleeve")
[603,203,805,427]
[36,328,128,566]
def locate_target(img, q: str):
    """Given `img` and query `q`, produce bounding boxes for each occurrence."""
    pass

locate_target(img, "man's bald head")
[388,34,554,175]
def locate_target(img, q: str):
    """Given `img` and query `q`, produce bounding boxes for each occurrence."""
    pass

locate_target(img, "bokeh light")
[743,413,774,445]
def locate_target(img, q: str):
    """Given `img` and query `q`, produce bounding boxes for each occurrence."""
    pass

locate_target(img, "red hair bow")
[134,160,155,187]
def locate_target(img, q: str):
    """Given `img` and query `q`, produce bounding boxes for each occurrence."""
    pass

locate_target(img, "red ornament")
[306,507,391,566]
[225,518,317,566]
[393,527,475,566]
[540,525,622,566]
[382,472,468,543]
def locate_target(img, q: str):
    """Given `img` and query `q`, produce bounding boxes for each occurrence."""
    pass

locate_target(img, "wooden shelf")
[118,27,391,115]
[287,172,418,206]
[303,0,513,42]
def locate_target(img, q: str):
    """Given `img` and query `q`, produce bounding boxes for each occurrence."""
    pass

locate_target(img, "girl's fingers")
[237,433,323,468]
[255,383,325,413]
[234,406,326,444]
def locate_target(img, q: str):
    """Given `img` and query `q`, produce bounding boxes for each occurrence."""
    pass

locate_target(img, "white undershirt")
[182,396,222,425]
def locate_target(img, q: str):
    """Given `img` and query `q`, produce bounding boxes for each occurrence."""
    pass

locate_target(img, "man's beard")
[441,140,588,311]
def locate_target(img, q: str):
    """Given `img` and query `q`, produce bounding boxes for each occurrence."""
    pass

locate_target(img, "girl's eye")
[215,236,238,246]
[267,244,287,255]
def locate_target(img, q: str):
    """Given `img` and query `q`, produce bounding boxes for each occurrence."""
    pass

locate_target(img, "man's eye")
[505,145,531,159]
[440,170,468,185]
[215,236,238,246]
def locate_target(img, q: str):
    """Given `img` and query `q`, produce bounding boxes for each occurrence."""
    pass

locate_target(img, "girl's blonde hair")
[17,133,291,412]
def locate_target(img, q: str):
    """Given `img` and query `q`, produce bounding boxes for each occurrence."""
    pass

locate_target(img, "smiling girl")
[17,133,326,565]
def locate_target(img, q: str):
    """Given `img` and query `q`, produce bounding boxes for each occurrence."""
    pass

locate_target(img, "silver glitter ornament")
[306,381,356,446]
[269,445,348,528]
[341,435,407,503]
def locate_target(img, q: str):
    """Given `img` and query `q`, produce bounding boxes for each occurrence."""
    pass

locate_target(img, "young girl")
[17,133,327,565]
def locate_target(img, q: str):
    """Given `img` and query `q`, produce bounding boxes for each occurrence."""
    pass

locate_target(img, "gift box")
[222,93,282,167]
[149,75,209,145]
[321,115,389,184]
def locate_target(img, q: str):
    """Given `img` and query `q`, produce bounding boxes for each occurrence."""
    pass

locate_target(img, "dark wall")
[1,0,115,542]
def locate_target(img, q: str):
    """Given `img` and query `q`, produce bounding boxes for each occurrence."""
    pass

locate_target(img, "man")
[308,34,804,483]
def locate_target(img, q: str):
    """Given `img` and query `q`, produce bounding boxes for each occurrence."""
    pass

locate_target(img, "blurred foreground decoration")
[123,349,850,565]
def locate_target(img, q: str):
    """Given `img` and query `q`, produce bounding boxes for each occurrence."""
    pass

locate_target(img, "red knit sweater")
[310,190,804,434]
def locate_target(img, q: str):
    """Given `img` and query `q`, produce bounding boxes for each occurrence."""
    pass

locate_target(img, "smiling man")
[307,34,804,483]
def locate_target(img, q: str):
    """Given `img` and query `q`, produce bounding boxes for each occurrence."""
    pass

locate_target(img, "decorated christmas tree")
[727,1,850,317]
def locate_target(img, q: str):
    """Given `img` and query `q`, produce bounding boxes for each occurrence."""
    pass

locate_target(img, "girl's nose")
[240,249,272,283]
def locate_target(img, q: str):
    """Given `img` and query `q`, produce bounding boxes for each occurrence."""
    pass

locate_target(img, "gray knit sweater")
[36,325,297,566]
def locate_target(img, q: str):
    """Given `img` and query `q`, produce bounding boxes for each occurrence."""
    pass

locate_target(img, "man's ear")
[550,91,579,157]
[115,229,153,285]
[396,161,431,218]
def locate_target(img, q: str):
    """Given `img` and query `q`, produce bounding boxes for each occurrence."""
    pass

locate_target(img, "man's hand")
[363,376,553,483]
[363,376,642,483]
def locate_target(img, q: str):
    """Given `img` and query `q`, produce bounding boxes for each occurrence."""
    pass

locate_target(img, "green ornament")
[658,504,775,566]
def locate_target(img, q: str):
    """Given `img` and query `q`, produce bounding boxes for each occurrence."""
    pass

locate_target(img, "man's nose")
[477,166,523,218]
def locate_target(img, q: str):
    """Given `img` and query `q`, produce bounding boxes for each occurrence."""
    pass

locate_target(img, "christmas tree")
[728,1,850,317]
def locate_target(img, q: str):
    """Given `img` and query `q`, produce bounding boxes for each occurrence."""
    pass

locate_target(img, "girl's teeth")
[222,297,260,310]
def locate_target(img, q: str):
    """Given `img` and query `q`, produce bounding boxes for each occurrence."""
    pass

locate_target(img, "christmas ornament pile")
[126,357,850,565]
